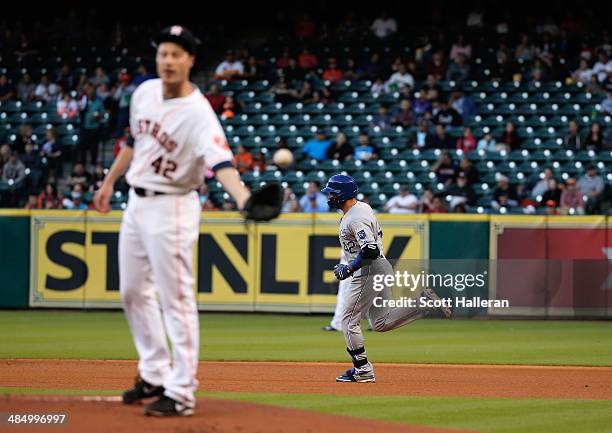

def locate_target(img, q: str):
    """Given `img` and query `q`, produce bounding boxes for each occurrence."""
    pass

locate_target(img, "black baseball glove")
[242,182,283,222]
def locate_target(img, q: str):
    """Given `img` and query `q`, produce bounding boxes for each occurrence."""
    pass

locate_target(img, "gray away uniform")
[338,201,424,372]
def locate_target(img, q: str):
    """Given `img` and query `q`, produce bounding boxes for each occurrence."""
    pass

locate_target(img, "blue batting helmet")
[321,174,359,209]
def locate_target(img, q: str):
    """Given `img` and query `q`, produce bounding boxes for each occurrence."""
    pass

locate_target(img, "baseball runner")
[322,174,452,383]
[93,26,281,417]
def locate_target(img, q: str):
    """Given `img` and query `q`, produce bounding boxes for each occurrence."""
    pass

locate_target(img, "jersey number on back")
[151,156,177,180]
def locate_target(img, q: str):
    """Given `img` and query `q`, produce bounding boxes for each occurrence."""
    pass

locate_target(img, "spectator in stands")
[491,174,518,209]
[276,49,291,69]
[600,91,612,115]
[498,122,522,151]
[573,59,594,84]
[426,51,447,81]
[91,163,106,192]
[370,77,387,95]
[459,156,480,184]
[63,184,87,210]
[577,165,604,213]
[300,181,329,213]
[296,81,320,104]
[16,74,35,102]
[297,48,318,70]
[37,183,63,209]
[57,93,79,118]
[592,51,612,83]
[433,100,462,128]
[515,34,536,63]
[34,75,58,102]
[303,132,331,161]
[252,151,266,172]
[205,83,226,114]
[371,11,397,39]
[21,142,43,194]
[431,124,455,149]
[531,168,555,199]
[56,64,74,91]
[544,199,560,215]
[371,105,392,129]
[456,127,476,153]
[215,52,245,80]
[418,188,435,213]
[446,54,471,82]
[326,133,354,161]
[0,144,10,170]
[322,58,343,83]
[113,71,136,136]
[562,120,584,150]
[40,128,62,178]
[282,187,300,213]
[233,145,253,174]
[386,63,414,92]
[79,84,106,165]
[450,91,476,119]
[0,74,15,101]
[449,34,472,62]
[354,133,380,161]
[392,99,414,127]
[343,58,358,81]
[413,91,433,121]
[408,120,432,148]
[445,172,476,210]
[359,53,385,80]
[283,58,305,84]
[243,56,261,80]
[477,132,497,151]
[12,124,34,155]
[2,151,26,184]
[430,196,449,213]
[220,95,242,118]
[68,162,92,190]
[96,82,111,102]
[384,185,418,214]
[432,150,458,185]
[584,122,603,150]
[270,80,297,104]
[540,178,562,207]
[560,178,585,214]
[133,64,155,85]
[90,67,109,87]
[491,50,515,82]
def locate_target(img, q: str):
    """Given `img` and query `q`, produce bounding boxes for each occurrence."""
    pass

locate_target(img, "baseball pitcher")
[93,26,280,417]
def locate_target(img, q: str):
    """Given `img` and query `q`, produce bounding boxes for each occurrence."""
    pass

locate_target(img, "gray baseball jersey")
[339,201,384,265]
[337,201,423,371]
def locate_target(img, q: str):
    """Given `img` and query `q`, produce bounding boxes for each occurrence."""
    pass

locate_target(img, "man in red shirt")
[323,58,343,83]
[298,48,318,70]
[205,83,226,114]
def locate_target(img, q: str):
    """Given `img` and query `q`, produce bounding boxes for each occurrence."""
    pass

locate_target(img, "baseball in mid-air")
[273,148,294,168]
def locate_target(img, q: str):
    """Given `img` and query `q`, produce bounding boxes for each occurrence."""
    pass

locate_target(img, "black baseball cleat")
[144,395,194,417]
[335,367,376,383]
[122,376,164,405]
[322,325,340,332]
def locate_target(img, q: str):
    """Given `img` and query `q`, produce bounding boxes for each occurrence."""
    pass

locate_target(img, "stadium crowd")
[0,5,610,214]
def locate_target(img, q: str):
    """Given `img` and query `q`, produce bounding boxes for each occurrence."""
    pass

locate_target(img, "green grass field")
[2,311,611,433]
[1,311,611,365]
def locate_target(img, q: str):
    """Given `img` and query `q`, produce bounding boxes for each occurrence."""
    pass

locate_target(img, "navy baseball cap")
[154,25,200,55]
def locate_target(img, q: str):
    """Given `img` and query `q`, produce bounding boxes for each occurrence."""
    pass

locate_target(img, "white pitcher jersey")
[126,78,233,194]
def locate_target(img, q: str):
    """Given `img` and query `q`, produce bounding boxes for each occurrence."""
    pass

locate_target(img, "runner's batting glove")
[334,264,353,280]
